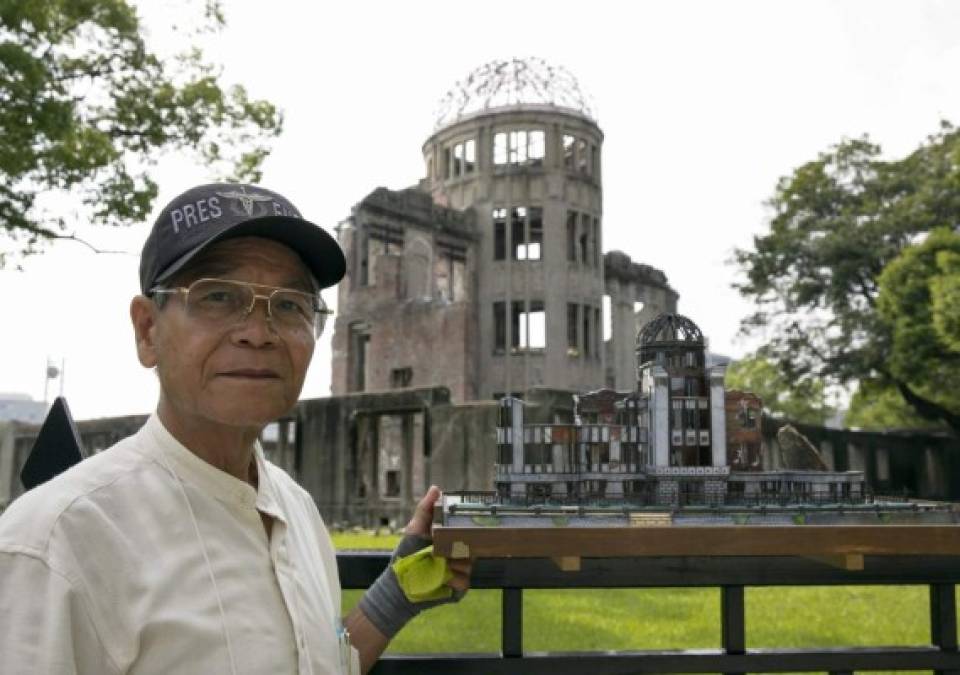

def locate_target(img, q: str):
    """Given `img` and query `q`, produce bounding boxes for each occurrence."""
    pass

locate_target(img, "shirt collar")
[140,413,282,520]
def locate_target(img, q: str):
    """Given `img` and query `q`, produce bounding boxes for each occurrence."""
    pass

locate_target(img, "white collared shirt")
[0,414,359,674]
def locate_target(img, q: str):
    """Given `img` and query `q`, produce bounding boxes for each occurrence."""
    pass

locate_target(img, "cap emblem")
[217,188,275,217]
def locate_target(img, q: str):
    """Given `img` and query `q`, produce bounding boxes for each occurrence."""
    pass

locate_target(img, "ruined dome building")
[331,58,678,401]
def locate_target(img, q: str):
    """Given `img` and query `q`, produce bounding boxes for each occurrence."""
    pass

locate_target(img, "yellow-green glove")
[391,545,453,603]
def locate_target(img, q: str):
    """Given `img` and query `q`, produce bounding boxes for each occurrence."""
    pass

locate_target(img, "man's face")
[133,236,317,433]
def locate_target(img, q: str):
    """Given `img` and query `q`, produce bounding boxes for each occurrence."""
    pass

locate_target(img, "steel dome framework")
[433,57,597,131]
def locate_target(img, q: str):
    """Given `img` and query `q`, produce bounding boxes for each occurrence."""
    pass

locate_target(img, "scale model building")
[494,313,865,506]
[441,313,955,527]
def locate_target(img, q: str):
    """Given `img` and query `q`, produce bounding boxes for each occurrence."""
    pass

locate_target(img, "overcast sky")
[4,0,960,420]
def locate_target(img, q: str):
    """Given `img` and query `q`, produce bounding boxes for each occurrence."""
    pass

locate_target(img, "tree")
[0,0,282,263]
[734,122,960,433]
[845,378,939,430]
[872,227,960,425]
[724,352,834,425]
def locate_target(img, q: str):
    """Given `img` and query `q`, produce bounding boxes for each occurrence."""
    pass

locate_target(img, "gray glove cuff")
[358,533,462,639]
[356,563,419,639]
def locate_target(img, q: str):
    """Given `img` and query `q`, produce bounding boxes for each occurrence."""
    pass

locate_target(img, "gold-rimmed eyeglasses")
[148,278,333,338]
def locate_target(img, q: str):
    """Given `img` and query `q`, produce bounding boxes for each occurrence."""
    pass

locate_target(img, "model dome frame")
[637,313,705,348]
[433,57,597,130]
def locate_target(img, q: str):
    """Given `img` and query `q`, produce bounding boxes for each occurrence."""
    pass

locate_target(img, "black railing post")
[502,587,523,658]
[722,584,746,675]
[931,583,959,675]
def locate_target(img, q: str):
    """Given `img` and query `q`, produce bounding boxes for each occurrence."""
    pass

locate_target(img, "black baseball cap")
[139,183,346,293]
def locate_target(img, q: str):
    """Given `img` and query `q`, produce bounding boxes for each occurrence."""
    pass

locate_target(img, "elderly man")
[0,184,469,674]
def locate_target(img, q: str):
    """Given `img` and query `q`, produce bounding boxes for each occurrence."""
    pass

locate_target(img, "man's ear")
[130,295,160,368]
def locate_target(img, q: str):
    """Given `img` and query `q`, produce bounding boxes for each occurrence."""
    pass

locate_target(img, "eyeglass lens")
[185,279,325,336]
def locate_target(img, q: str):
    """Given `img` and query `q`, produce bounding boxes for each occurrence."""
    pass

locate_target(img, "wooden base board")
[432,525,960,559]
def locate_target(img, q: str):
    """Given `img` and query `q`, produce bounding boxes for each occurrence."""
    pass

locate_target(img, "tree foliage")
[724,352,834,426]
[734,123,960,432]
[0,0,282,261]
[845,378,940,430]
[873,227,960,426]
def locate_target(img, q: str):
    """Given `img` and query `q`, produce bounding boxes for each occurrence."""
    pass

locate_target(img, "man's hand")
[401,485,471,595]
[347,486,472,673]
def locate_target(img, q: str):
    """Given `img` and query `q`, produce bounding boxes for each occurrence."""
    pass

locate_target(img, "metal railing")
[338,552,960,674]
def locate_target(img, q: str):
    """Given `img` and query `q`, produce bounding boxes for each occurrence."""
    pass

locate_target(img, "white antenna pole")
[59,358,66,397]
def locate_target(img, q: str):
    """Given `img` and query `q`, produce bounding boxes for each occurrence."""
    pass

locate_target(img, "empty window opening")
[390,367,412,389]
[359,227,402,286]
[567,303,579,356]
[452,143,463,177]
[580,212,591,265]
[563,134,575,170]
[348,324,370,393]
[435,244,467,301]
[448,139,476,178]
[494,301,506,353]
[493,208,507,260]
[513,206,543,261]
[576,138,589,174]
[566,210,577,262]
[464,139,476,173]
[385,470,401,497]
[510,131,528,164]
[582,305,591,358]
[511,207,526,260]
[528,130,545,165]
[527,207,543,260]
[494,133,507,165]
[602,295,612,342]
[593,307,600,357]
[592,217,600,266]
[512,301,545,350]
[494,129,545,167]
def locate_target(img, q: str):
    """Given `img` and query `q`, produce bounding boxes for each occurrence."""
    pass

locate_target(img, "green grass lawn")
[333,532,955,658]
